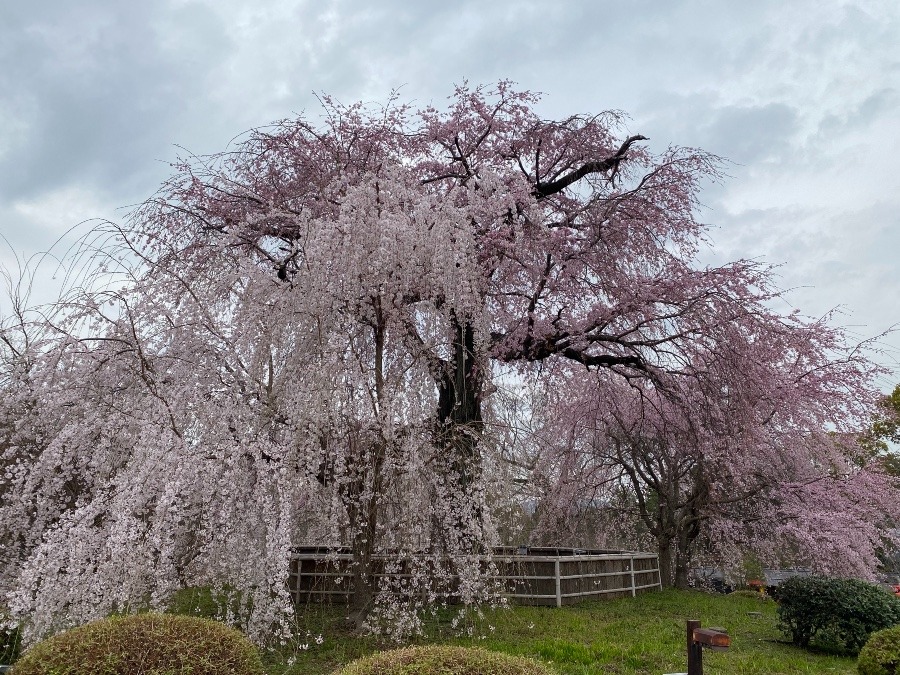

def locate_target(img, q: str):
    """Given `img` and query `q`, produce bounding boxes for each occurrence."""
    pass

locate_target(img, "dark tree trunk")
[654,500,703,589]
[433,318,484,552]
[673,553,690,589]
[348,547,373,628]
[346,315,387,629]
[673,513,701,590]
[658,537,675,588]
[342,432,384,629]
[437,319,482,447]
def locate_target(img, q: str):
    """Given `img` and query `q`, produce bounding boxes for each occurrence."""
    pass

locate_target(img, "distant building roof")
[763,568,811,586]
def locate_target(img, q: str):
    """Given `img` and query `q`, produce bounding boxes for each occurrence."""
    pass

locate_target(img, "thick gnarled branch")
[533,134,648,198]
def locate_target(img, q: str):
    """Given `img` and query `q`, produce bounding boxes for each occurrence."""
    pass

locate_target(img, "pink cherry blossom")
[0,82,893,643]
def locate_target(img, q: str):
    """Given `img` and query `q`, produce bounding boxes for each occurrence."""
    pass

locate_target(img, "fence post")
[687,619,703,675]
[554,558,562,607]
[630,556,636,596]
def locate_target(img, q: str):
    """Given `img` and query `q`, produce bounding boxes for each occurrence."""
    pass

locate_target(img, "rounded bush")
[335,645,554,674]
[858,625,900,675]
[10,613,264,675]
[776,575,900,654]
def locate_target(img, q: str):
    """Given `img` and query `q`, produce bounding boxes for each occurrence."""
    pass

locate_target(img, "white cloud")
[13,184,114,231]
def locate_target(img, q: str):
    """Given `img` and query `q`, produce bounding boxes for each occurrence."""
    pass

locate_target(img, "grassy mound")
[11,613,264,675]
[334,644,554,674]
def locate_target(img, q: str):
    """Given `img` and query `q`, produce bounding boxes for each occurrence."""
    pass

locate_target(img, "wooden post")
[687,620,703,675]
[629,556,636,597]
[554,558,562,607]
[680,620,730,675]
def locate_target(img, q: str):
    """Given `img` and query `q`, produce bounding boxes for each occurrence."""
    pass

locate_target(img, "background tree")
[523,365,898,587]
[856,383,900,575]
[860,384,900,475]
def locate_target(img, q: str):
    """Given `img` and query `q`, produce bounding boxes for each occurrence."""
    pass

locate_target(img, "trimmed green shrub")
[334,645,554,674]
[10,613,264,675]
[776,575,900,654]
[858,625,900,675]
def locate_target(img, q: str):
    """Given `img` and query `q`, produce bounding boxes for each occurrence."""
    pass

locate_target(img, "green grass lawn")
[260,590,858,674]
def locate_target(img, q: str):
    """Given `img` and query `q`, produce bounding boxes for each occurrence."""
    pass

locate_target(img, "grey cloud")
[0,0,898,378]
[704,103,799,164]
[0,1,234,201]
[634,92,800,167]
[814,88,898,141]
[705,199,900,338]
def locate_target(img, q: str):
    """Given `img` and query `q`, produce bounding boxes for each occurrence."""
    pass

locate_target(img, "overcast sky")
[1,0,898,386]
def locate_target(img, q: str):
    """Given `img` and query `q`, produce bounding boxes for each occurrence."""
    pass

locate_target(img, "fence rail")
[289,547,661,607]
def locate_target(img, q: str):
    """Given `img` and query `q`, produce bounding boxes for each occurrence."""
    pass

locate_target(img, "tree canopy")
[0,82,895,643]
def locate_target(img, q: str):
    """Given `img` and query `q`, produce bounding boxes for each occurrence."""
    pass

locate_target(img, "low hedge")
[776,575,900,654]
[334,645,554,674]
[10,613,264,675]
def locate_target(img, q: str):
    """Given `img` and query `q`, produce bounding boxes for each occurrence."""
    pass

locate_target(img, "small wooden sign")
[692,627,731,649]
[686,620,729,675]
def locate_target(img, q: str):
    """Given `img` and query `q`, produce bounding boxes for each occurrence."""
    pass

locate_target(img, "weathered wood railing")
[289,547,661,607]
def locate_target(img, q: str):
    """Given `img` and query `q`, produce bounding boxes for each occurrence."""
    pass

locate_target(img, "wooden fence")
[289,547,661,608]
